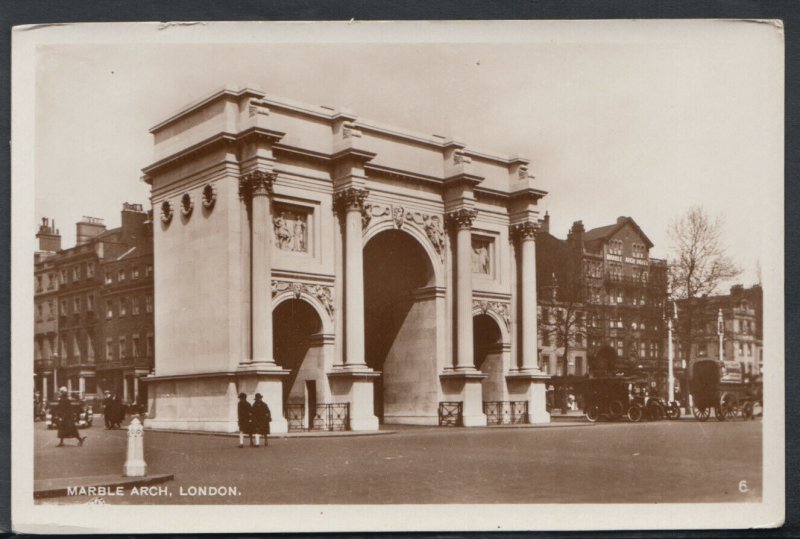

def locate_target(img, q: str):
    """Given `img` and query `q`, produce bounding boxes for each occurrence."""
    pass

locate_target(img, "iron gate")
[284,403,350,432]
[438,401,463,427]
[484,401,528,425]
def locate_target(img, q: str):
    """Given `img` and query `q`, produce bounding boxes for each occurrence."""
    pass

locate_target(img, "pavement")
[35,416,762,505]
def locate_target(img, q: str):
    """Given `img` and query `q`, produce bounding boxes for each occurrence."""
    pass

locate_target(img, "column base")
[506,371,551,425]
[328,367,380,432]
[237,369,291,435]
[440,369,487,427]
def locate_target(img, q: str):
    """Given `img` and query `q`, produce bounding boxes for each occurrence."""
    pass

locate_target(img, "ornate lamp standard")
[717,308,725,363]
[665,283,677,404]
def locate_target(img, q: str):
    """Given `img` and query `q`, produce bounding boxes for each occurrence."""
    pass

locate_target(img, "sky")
[30,21,783,290]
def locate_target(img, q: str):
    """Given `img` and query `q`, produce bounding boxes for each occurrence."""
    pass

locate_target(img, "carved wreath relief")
[273,206,308,253]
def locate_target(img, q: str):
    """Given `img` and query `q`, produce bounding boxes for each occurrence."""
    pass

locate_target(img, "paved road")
[35,419,761,504]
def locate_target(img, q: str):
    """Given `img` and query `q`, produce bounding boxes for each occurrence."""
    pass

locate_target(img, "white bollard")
[123,417,147,477]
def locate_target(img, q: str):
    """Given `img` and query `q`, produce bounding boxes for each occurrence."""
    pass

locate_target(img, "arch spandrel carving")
[271,280,335,334]
[472,299,511,343]
[361,202,447,263]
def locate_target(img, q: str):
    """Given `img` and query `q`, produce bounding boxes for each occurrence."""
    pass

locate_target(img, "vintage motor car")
[576,377,679,423]
[45,395,94,429]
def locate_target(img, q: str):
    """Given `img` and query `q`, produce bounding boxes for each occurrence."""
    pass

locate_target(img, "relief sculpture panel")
[273,206,308,253]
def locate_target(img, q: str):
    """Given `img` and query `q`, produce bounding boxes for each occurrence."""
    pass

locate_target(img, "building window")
[60,269,67,284]
[132,297,140,315]
[132,267,140,280]
[145,295,153,313]
[738,342,744,356]
[35,275,43,292]
[86,295,94,312]
[72,297,80,314]
[118,269,126,282]
[105,272,112,285]
[59,299,67,316]
[36,304,43,322]
[698,344,707,357]
[86,262,95,278]
[132,335,140,358]
[106,301,113,319]
[146,334,154,357]
[146,264,153,278]
[72,266,81,281]
[119,297,128,317]
[48,300,55,320]
[106,339,113,361]
[119,337,126,360]
[746,343,752,356]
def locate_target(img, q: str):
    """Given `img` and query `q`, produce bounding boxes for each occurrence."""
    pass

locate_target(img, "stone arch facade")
[143,87,552,433]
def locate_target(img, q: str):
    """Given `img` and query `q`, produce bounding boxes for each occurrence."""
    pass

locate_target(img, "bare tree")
[668,206,740,404]
[669,206,740,300]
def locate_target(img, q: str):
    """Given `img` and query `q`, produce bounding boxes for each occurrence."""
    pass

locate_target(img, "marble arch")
[142,87,551,433]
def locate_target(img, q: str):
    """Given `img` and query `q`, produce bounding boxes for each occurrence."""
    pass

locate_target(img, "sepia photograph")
[11,20,784,533]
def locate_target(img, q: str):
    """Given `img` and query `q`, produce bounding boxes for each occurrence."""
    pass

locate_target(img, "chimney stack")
[76,216,106,246]
[567,220,585,245]
[36,217,61,252]
[540,211,550,234]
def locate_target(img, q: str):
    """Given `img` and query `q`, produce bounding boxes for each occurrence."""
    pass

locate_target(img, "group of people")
[102,391,126,429]
[53,387,86,447]
[237,392,271,448]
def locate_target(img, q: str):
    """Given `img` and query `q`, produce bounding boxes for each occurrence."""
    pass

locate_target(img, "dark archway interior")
[473,314,502,370]
[273,299,322,404]
[364,229,435,422]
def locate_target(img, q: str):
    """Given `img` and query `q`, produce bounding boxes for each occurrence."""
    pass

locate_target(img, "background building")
[535,215,669,407]
[676,284,763,382]
[33,204,153,405]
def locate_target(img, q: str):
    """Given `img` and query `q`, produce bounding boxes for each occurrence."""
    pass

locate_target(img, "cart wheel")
[715,406,727,421]
[586,405,599,423]
[692,406,710,422]
[627,405,644,422]
[646,402,665,421]
[609,400,624,419]
[742,401,754,420]
[720,392,738,421]
[666,402,682,420]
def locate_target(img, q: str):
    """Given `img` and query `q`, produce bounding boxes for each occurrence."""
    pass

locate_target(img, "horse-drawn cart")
[690,359,762,422]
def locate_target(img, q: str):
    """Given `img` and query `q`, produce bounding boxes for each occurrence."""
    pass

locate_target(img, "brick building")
[535,215,669,389]
[676,284,763,382]
[33,204,153,405]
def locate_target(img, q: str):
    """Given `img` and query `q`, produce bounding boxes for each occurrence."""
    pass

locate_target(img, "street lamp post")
[717,308,724,363]
[665,284,676,404]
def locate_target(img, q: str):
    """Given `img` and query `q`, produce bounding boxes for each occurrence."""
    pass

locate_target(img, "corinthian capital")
[445,208,478,231]
[239,170,276,199]
[511,221,539,241]
[334,187,369,213]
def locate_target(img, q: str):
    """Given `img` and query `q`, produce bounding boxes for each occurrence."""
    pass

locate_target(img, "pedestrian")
[237,393,253,448]
[251,393,271,447]
[109,393,124,429]
[102,390,113,429]
[55,387,85,447]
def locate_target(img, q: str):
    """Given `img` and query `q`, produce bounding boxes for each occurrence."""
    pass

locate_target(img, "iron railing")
[284,403,350,432]
[285,404,306,432]
[438,401,463,427]
[484,401,528,425]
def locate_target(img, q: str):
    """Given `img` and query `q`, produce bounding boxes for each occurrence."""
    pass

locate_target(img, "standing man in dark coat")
[55,387,85,447]
[251,393,271,447]
[102,391,113,429]
[237,393,253,448]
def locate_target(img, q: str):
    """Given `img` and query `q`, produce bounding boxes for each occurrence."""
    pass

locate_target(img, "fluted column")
[446,208,478,370]
[240,170,277,364]
[335,187,369,367]
[512,221,540,371]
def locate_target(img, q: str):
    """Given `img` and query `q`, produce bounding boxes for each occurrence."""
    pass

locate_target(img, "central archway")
[363,229,437,424]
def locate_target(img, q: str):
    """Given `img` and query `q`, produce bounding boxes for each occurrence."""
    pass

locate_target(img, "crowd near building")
[33,86,763,428]
[33,204,154,406]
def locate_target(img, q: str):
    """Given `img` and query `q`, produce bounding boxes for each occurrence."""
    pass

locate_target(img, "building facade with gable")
[142,86,552,433]
[535,215,670,405]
